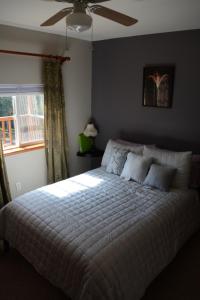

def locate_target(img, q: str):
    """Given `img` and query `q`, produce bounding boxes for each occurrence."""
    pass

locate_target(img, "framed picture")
[143,65,175,108]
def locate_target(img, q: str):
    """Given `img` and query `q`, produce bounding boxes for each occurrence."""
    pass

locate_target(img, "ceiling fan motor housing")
[66,12,92,32]
[66,1,92,32]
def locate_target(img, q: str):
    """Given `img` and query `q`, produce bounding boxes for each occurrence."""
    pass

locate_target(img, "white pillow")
[116,139,143,147]
[121,152,152,184]
[101,139,144,167]
[143,146,192,189]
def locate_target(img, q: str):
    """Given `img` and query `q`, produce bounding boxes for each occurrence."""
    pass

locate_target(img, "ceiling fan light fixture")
[66,12,92,32]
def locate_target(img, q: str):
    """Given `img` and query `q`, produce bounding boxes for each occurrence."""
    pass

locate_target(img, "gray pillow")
[121,152,152,184]
[143,146,192,189]
[143,164,176,192]
[106,147,128,175]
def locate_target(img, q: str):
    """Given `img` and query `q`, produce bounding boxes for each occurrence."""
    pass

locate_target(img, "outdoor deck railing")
[0,116,15,146]
[0,115,44,147]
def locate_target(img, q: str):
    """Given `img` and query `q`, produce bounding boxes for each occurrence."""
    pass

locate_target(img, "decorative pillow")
[143,146,192,189]
[121,152,152,184]
[101,139,144,167]
[106,147,128,175]
[143,164,177,192]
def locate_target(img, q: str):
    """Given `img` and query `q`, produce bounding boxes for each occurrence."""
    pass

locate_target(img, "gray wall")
[92,30,200,153]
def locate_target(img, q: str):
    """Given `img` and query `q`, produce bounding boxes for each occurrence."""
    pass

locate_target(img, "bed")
[0,166,200,300]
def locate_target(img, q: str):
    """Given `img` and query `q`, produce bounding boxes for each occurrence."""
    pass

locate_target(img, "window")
[0,85,44,151]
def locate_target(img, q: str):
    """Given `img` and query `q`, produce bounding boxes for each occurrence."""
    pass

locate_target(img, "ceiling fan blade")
[41,8,73,26]
[90,5,138,26]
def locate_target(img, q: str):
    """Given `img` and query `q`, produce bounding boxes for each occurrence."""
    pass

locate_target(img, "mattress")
[0,167,200,300]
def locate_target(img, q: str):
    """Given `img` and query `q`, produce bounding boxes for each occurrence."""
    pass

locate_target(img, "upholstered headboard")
[191,155,200,189]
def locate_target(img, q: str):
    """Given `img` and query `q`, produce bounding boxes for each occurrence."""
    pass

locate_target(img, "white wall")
[5,149,47,198]
[0,25,92,198]
[63,38,92,175]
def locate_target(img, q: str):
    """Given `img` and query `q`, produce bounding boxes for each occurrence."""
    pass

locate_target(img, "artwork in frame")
[143,65,175,108]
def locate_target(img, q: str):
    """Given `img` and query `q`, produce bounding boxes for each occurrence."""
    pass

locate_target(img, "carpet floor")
[0,231,200,300]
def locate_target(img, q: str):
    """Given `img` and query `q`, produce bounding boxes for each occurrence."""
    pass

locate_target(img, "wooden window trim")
[3,143,45,156]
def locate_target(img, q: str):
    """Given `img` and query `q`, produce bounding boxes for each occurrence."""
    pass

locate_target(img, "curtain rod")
[0,49,70,63]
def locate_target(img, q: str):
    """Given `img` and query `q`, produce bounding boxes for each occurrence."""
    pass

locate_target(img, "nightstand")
[77,149,104,170]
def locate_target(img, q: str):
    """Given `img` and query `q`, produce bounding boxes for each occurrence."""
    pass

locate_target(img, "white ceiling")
[0,0,200,41]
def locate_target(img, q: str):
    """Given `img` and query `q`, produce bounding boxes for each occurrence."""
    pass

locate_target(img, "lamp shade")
[66,12,92,32]
[83,123,98,137]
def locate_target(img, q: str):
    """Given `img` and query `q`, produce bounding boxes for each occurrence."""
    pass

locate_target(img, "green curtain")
[43,60,68,184]
[0,140,11,208]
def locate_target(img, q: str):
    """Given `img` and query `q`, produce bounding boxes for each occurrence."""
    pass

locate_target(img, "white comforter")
[0,167,200,300]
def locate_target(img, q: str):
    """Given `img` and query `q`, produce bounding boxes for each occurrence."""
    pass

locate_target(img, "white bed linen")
[0,167,200,300]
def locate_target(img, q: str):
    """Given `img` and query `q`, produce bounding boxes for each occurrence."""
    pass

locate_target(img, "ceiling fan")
[41,0,138,32]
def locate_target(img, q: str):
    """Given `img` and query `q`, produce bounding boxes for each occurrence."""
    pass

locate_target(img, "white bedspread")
[0,167,200,300]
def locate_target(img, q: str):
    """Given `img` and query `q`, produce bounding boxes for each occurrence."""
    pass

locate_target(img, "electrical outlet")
[16,182,22,192]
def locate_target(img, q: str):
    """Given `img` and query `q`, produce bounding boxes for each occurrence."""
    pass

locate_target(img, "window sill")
[3,143,45,156]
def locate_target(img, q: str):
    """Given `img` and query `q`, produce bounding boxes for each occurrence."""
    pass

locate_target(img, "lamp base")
[78,133,94,153]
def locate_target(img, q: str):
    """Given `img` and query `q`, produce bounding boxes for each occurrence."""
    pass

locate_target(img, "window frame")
[0,84,45,155]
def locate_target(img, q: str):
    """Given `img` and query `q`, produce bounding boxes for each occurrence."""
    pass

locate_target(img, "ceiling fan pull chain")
[88,7,94,51]
[91,21,94,52]
[65,26,69,51]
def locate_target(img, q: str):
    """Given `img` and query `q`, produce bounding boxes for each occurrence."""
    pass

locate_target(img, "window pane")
[0,84,44,149]
[16,94,44,145]
[0,97,16,147]
[0,97,14,116]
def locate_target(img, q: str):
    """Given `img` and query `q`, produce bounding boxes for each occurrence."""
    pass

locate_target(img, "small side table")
[77,149,104,170]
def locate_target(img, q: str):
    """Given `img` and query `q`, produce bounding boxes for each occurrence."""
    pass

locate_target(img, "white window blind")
[0,84,44,95]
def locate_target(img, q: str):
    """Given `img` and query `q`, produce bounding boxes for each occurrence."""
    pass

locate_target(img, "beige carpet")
[0,231,200,300]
